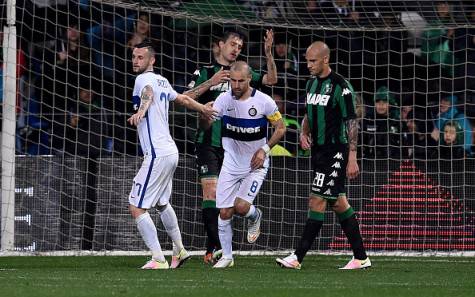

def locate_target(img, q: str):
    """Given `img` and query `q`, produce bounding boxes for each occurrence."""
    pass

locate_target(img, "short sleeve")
[339,80,356,120]
[168,83,178,101]
[188,67,207,89]
[264,96,282,123]
[212,92,226,119]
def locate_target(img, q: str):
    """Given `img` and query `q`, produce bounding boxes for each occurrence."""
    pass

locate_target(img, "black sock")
[213,207,221,250]
[202,202,221,253]
[340,214,367,260]
[295,214,323,263]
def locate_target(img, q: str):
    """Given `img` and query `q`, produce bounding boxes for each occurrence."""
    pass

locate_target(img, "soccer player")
[200,61,286,268]
[127,41,217,270]
[276,41,371,270]
[184,29,278,264]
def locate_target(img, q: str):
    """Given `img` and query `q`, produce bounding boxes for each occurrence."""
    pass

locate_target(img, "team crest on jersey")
[324,83,333,94]
[248,107,257,117]
[200,165,209,174]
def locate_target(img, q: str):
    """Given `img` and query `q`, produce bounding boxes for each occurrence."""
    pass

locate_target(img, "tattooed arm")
[128,85,154,126]
[184,67,230,100]
[262,29,278,86]
[346,118,360,179]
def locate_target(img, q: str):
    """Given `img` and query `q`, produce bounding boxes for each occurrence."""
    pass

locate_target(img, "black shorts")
[195,144,224,179]
[310,144,349,200]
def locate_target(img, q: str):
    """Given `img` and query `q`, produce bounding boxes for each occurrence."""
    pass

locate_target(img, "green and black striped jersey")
[188,62,263,147]
[305,71,356,147]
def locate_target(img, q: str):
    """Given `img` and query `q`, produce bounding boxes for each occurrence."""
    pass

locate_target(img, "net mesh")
[1,0,475,254]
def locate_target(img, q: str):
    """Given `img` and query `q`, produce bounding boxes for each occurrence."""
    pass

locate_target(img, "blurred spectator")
[319,0,362,27]
[431,94,472,155]
[274,33,298,75]
[0,32,27,153]
[272,33,299,105]
[127,13,153,50]
[403,107,438,160]
[65,80,107,157]
[362,86,401,159]
[421,1,455,76]
[439,120,465,159]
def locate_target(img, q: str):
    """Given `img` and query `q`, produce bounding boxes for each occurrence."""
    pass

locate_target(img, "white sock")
[245,205,259,221]
[136,212,165,262]
[218,216,233,259]
[159,204,184,255]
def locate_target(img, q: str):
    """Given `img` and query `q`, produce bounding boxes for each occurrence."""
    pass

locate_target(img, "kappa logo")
[323,189,332,195]
[329,170,338,177]
[333,152,344,160]
[306,93,330,106]
[326,180,335,186]
[342,88,352,96]
[331,162,341,169]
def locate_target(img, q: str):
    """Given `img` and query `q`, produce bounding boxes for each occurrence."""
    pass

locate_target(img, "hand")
[70,115,79,127]
[57,51,67,62]
[250,148,266,170]
[431,128,440,141]
[264,29,274,57]
[210,67,230,86]
[346,159,360,180]
[127,110,146,126]
[300,133,312,150]
[200,102,218,122]
[349,11,360,22]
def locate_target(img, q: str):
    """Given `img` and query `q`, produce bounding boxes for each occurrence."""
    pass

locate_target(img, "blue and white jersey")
[213,88,281,174]
[132,72,178,158]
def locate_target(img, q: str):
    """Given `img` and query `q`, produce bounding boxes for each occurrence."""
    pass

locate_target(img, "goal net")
[2,0,475,255]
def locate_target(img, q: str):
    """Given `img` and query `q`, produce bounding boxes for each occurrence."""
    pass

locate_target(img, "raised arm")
[262,29,278,86]
[128,85,154,126]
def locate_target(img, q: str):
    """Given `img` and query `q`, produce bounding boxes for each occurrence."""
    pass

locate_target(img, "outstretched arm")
[262,29,278,86]
[184,67,230,100]
[175,94,217,122]
[128,85,154,126]
[346,118,360,179]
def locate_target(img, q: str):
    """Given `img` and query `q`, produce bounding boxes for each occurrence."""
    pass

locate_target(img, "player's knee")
[234,199,250,216]
[202,189,216,200]
[201,179,217,199]
[308,196,326,212]
[129,204,146,219]
[219,208,233,220]
[332,196,350,212]
[155,203,168,212]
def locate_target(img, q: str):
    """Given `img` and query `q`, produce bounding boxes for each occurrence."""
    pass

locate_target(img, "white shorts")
[128,153,178,209]
[216,167,268,208]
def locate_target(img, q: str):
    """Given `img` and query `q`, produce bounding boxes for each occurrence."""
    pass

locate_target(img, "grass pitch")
[1,255,474,297]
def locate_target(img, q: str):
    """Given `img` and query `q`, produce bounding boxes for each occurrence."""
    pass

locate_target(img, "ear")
[219,40,225,48]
